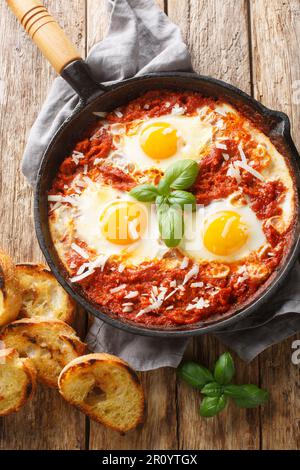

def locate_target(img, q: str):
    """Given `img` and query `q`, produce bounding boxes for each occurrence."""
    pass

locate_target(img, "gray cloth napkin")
[22,0,300,370]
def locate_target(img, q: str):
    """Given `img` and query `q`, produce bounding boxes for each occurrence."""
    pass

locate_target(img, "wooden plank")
[86,0,178,450]
[168,0,260,450]
[251,0,300,450]
[0,0,86,450]
[168,0,251,89]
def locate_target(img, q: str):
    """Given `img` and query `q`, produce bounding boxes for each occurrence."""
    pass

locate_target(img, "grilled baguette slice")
[0,348,36,416]
[0,250,22,327]
[58,353,145,433]
[0,319,86,387]
[16,263,75,324]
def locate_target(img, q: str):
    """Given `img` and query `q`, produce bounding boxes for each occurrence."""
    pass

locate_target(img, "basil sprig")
[129,160,199,247]
[177,362,214,389]
[177,352,269,418]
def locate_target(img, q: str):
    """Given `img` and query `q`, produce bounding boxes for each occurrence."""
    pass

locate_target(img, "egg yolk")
[203,211,248,256]
[140,122,178,159]
[100,201,146,245]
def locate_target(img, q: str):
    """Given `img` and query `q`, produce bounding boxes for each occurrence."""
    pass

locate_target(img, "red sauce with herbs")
[49,90,296,327]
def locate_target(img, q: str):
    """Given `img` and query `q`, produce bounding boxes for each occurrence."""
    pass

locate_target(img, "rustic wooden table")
[0,0,299,450]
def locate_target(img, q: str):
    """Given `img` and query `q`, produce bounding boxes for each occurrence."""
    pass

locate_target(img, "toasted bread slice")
[0,249,22,327]
[0,348,36,416]
[58,353,145,433]
[16,263,75,324]
[0,319,86,387]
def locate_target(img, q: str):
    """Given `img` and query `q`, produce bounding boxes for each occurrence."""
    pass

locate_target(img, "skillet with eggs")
[48,90,296,327]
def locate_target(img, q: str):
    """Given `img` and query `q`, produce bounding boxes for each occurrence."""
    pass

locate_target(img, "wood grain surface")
[0,0,299,450]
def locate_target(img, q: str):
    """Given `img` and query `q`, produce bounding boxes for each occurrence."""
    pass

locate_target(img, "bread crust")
[0,250,22,327]
[16,263,75,324]
[0,348,36,416]
[58,353,145,433]
[0,319,86,387]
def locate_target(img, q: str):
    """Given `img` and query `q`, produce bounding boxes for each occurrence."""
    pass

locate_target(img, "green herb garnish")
[129,159,199,247]
[177,352,269,418]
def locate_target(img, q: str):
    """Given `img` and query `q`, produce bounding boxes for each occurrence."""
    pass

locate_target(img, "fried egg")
[50,182,166,266]
[180,198,266,262]
[243,121,295,229]
[112,114,213,171]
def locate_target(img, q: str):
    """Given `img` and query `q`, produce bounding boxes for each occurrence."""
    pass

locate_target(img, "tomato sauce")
[49,90,295,326]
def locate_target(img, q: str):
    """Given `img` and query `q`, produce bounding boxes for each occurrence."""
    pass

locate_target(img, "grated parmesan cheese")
[71,151,84,165]
[215,108,228,117]
[118,264,125,273]
[48,195,78,206]
[124,291,139,299]
[226,163,241,183]
[93,111,107,118]
[171,104,186,115]
[235,160,264,181]
[136,287,168,318]
[216,142,227,150]
[186,297,210,311]
[215,119,225,129]
[110,284,127,294]
[238,143,247,163]
[180,257,189,270]
[69,269,95,283]
[71,243,89,260]
[152,286,159,296]
[70,254,108,282]
[190,282,204,288]
[114,109,123,118]
[123,306,133,313]
[183,264,199,286]
[76,263,89,276]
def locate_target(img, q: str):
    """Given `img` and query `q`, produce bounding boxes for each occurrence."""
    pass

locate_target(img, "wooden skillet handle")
[7,0,81,74]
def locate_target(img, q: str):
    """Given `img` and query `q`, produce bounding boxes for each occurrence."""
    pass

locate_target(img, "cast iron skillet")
[8,0,300,338]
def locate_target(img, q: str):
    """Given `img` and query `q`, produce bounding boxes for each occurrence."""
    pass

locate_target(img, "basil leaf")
[199,395,227,418]
[168,190,196,209]
[157,178,171,195]
[129,184,159,202]
[177,362,214,389]
[214,352,235,385]
[158,204,184,248]
[201,382,223,397]
[155,194,168,208]
[224,384,269,408]
[163,160,199,190]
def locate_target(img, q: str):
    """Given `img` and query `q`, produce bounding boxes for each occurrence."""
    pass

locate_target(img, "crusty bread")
[0,348,36,416]
[0,249,22,327]
[0,319,86,387]
[16,263,75,324]
[58,353,145,433]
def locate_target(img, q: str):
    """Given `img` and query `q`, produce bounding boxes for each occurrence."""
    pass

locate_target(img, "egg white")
[180,198,267,263]
[51,181,166,267]
[112,114,213,171]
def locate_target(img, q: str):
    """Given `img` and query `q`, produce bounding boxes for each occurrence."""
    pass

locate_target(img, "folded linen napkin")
[22,0,300,370]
